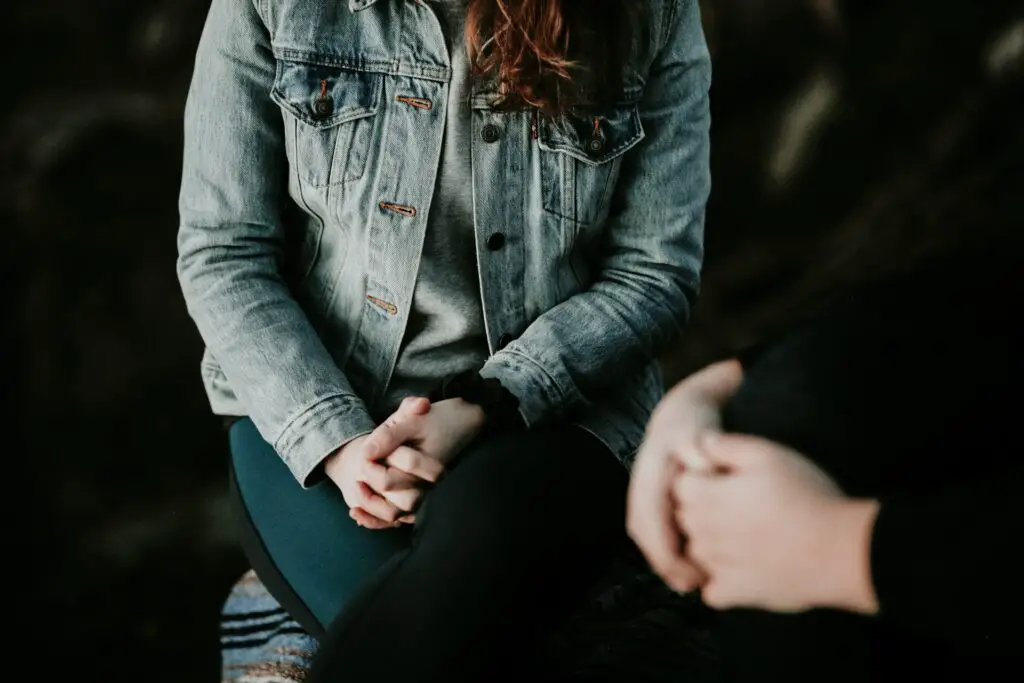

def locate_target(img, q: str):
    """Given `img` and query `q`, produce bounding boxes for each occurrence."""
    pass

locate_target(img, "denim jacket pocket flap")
[271,61,382,130]
[538,105,645,166]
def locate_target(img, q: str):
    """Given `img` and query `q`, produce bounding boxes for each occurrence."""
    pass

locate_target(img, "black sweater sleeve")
[871,463,1024,646]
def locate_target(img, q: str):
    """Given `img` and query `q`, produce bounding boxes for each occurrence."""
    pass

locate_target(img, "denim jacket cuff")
[479,350,570,428]
[274,395,377,488]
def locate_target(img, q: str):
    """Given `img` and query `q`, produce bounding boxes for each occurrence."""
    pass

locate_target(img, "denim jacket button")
[497,333,513,349]
[588,136,606,153]
[313,98,334,118]
[481,124,501,143]
[486,233,506,251]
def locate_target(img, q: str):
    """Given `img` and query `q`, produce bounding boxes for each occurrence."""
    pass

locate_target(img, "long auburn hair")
[466,0,648,116]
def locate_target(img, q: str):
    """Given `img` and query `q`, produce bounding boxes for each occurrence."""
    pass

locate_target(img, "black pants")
[229,422,629,683]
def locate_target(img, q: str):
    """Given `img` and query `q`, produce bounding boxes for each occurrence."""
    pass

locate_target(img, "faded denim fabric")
[177,0,711,485]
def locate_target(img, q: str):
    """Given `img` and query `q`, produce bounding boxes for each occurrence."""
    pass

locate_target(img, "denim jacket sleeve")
[177,0,375,486]
[480,0,711,427]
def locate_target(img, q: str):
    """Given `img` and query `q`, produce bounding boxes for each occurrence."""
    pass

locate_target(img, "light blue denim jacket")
[177,0,711,485]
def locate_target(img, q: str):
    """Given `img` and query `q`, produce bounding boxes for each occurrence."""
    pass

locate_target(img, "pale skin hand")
[674,431,881,614]
[626,359,745,593]
[324,432,412,531]
[348,396,487,528]
[366,396,487,479]
[323,397,434,531]
[357,396,433,528]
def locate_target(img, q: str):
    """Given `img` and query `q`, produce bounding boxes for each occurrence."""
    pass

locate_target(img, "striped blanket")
[221,561,719,683]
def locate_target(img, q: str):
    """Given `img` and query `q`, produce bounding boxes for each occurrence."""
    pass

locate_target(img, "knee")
[415,427,622,546]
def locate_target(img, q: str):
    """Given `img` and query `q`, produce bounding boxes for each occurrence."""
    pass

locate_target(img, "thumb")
[365,416,420,461]
[696,431,766,472]
[399,396,431,416]
[682,358,744,405]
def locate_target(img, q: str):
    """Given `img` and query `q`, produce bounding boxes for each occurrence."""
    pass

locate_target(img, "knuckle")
[702,584,727,609]
[372,502,397,523]
[403,452,424,473]
[360,462,380,485]
[668,571,696,594]
[648,552,673,578]
[395,492,419,512]
[356,485,374,506]
[374,469,394,492]
[388,449,411,471]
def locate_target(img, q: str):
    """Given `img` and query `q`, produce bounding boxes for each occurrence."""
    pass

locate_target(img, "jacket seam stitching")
[273,393,367,450]
[499,349,571,409]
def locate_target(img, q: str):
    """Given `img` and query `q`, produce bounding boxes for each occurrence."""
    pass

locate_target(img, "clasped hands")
[324,396,486,529]
[626,360,880,614]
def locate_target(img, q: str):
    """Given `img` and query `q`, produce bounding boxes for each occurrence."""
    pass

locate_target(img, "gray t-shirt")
[383,0,489,409]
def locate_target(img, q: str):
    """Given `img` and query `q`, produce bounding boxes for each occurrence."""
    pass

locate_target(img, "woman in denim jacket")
[178,0,710,679]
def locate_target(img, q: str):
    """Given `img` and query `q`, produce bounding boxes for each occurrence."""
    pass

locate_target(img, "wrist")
[820,498,881,615]
[454,397,488,431]
[435,370,523,432]
[325,434,367,478]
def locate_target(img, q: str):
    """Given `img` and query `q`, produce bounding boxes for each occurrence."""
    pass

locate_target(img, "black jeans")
[229,422,629,683]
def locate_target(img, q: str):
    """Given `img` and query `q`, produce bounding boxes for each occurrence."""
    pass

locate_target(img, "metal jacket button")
[313,98,334,118]
[481,124,501,143]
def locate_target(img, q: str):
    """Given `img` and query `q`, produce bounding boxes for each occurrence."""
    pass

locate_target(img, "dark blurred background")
[4,0,1021,680]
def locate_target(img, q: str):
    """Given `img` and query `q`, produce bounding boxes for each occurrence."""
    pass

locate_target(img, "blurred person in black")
[629,234,1022,681]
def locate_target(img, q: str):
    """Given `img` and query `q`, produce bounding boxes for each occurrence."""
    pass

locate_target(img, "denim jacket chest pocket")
[271,59,383,188]
[537,103,645,227]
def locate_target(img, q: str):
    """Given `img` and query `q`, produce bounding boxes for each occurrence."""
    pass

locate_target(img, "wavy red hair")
[466,0,646,115]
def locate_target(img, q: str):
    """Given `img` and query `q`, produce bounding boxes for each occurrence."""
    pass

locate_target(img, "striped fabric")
[220,563,718,683]
[221,572,317,682]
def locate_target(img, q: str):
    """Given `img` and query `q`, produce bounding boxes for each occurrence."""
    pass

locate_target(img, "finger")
[365,415,423,462]
[378,481,425,513]
[663,558,708,594]
[388,488,425,513]
[682,532,714,571]
[672,472,720,538]
[672,359,744,404]
[673,434,718,474]
[355,481,404,523]
[361,458,424,494]
[626,446,685,577]
[672,468,714,508]
[648,362,742,475]
[399,396,431,416]
[386,446,444,483]
[361,460,427,511]
[697,431,771,471]
[651,359,743,442]
[701,578,736,610]
[397,513,417,525]
[349,506,399,530]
